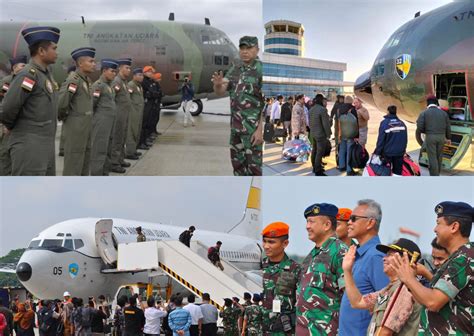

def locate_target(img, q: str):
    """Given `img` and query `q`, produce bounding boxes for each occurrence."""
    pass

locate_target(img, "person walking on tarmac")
[242,294,264,336]
[416,95,451,176]
[208,241,224,271]
[220,298,242,336]
[179,226,196,247]
[308,94,331,176]
[123,296,145,336]
[136,227,146,242]
[181,76,196,127]
[261,222,301,336]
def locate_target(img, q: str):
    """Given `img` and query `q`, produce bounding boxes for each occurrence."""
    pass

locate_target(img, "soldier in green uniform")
[261,222,301,336]
[239,293,252,334]
[58,64,76,158]
[90,59,118,176]
[212,36,264,176]
[295,203,348,336]
[0,55,27,176]
[58,47,96,176]
[1,26,60,176]
[110,58,132,173]
[125,68,145,160]
[136,227,146,242]
[242,294,264,336]
[220,298,242,336]
[389,201,473,335]
[416,95,451,176]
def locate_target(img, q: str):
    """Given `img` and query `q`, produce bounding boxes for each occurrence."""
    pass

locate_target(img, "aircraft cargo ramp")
[117,240,262,309]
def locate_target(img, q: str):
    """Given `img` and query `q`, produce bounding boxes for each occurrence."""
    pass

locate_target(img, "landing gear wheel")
[189,99,203,116]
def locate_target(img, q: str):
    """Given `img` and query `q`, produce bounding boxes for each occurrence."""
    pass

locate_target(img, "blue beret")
[21,26,60,46]
[252,293,261,302]
[117,58,132,66]
[101,59,118,70]
[435,201,473,222]
[71,47,96,61]
[10,55,27,67]
[133,68,143,75]
[304,203,339,218]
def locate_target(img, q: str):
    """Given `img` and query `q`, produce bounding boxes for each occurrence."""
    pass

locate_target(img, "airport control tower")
[264,20,305,57]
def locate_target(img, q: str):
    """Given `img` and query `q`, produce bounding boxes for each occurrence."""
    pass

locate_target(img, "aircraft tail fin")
[227,177,261,240]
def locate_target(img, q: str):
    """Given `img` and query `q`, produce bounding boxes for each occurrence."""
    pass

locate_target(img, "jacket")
[374,114,408,157]
[308,104,331,139]
[280,102,292,122]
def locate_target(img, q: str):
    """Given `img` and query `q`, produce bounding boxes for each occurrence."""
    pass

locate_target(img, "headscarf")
[13,303,35,330]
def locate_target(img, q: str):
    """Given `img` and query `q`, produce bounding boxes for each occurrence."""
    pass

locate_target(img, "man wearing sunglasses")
[339,199,389,336]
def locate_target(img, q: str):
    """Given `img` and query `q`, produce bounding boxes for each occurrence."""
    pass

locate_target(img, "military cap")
[377,238,421,261]
[304,203,338,219]
[71,47,96,61]
[434,201,473,221]
[133,68,143,75]
[143,65,155,73]
[101,59,118,70]
[239,36,258,47]
[261,222,289,238]
[10,55,27,67]
[21,26,60,45]
[336,208,352,221]
[252,293,261,302]
[136,226,142,231]
[232,297,240,302]
[117,58,132,66]
[224,298,233,306]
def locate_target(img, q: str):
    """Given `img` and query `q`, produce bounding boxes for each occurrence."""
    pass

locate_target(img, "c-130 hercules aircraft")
[354,0,474,171]
[0,13,239,116]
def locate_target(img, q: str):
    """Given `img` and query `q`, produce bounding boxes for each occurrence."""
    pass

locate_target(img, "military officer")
[90,59,118,176]
[0,55,27,176]
[110,58,132,173]
[58,47,96,175]
[239,292,252,334]
[390,201,473,335]
[335,207,357,247]
[220,298,241,336]
[242,294,264,336]
[136,227,146,242]
[295,203,348,336]
[416,95,451,176]
[125,68,145,160]
[2,26,60,176]
[212,36,264,176]
[261,222,301,336]
[58,64,77,158]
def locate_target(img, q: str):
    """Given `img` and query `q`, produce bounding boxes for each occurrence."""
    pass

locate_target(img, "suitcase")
[402,154,421,176]
[264,123,275,143]
[274,127,288,138]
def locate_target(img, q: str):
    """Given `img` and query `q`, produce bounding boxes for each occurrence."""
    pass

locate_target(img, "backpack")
[178,231,187,242]
[350,142,369,169]
[38,308,54,332]
[208,247,218,262]
[339,111,358,139]
[81,307,92,328]
[72,307,83,328]
[401,154,421,176]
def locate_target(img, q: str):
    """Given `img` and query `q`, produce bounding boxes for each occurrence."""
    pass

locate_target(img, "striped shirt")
[168,307,192,336]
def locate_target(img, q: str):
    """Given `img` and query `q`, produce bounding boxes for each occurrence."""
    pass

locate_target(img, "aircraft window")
[214,55,223,65]
[56,233,64,237]
[74,239,84,249]
[64,239,73,250]
[223,56,229,66]
[66,233,72,237]
[202,35,210,43]
[42,239,63,248]
[28,240,41,249]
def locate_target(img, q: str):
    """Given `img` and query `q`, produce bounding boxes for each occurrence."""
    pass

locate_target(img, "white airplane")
[2,179,262,301]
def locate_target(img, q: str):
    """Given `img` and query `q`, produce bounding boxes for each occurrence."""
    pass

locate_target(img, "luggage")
[264,123,275,143]
[350,142,369,169]
[323,139,332,157]
[282,137,311,162]
[274,127,288,138]
[402,153,421,176]
[363,155,392,176]
[339,111,358,139]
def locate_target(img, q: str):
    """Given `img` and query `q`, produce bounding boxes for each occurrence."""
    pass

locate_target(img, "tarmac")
[263,102,474,176]
[55,98,234,176]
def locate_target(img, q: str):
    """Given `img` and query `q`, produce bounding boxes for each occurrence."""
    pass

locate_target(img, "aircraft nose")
[16,262,32,282]
[354,71,375,106]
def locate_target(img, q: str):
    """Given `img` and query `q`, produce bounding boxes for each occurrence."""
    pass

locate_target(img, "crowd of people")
[263,91,452,176]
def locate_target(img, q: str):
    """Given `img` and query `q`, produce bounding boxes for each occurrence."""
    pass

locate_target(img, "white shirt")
[271,101,281,120]
[183,303,203,325]
[143,307,167,334]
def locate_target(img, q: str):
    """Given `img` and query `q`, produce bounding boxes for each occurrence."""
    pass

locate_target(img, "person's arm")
[241,315,248,336]
[416,112,425,133]
[168,312,177,331]
[389,252,450,312]
[374,121,386,155]
[445,113,451,143]
[416,263,434,282]
[381,285,414,335]
[58,78,76,121]
[212,70,230,96]
[322,108,331,138]
[183,312,192,331]
[342,245,374,309]
[1,72,33,129]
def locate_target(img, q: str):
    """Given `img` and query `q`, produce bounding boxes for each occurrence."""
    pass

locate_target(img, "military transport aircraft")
[354,0,474,170]
[0,14,239,115]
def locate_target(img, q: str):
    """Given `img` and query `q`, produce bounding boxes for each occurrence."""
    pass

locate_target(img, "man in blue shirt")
[339,199,389,336]
[168,295,192,336]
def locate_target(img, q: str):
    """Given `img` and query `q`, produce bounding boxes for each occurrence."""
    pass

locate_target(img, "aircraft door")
[95,219,118,266]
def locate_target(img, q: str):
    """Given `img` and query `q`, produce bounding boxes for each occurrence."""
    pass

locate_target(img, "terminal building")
[263,20,350,100]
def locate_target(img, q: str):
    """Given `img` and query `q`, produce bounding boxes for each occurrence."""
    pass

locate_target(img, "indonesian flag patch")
[2,83,9,92]
[114,84,121,92]
[93,89,101,98]
[68,83,78,94]
[21,77,35,91]
[128,88,133,94]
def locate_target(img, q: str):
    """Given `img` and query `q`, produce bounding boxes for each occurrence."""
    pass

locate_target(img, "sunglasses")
[349,215,371,222]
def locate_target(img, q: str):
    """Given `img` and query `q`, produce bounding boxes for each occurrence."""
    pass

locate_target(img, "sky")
[262,177,474,256]
[0,0,262,48]
[0,177,253,256]
[262,0,453,81]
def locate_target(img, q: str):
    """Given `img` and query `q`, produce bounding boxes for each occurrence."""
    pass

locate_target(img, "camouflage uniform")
[295,236,347,336]
[220,306,241,336]
[0,74,14,175]
[225,57,264,176]
[244,303,264,336]
[419,242,473,335]
[262,254,301,336]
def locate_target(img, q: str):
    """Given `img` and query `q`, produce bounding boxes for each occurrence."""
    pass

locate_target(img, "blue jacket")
[374,114,407,157]
[181,83,195,102]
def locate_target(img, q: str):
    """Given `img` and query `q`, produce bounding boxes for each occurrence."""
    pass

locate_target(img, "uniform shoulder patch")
[114,84,121,92]
[93,89,101,98]
[68,83,78,94]
[21,76,36,91]
[28,68,36,75]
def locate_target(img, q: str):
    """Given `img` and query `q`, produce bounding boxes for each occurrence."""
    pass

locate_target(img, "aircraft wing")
[0,268,16,274]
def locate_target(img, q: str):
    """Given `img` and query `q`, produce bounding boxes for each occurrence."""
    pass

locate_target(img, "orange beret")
[262,222,289,238]
[336,208,352,221]
[153,73,162,80]
[143,66,155,73]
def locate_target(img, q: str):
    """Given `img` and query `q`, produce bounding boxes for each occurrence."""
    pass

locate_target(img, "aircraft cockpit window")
[42,239,63,248]
[202,35,210,43]
[74,239,85,250]
[66,233,72,237]
[64,239,74,250]
[28,240,41,249]
[56,233,64,237]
